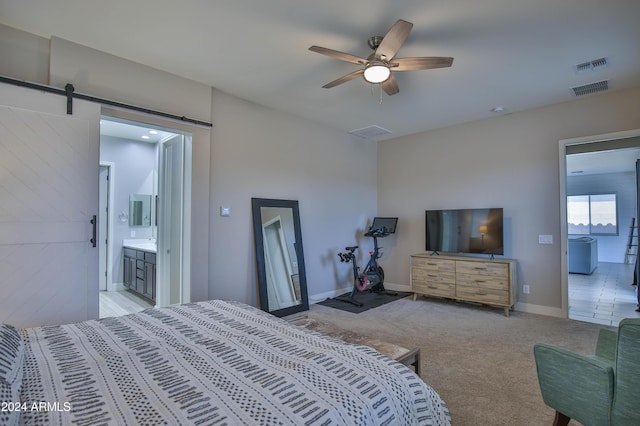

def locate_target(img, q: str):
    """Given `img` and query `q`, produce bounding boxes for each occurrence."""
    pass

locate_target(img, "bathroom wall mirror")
[129,193,152,227]
[251,198,309,317]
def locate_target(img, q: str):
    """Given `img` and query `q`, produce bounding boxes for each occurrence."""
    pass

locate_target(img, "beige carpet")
[305,295,611,426]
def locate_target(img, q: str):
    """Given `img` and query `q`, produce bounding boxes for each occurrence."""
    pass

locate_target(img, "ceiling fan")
[309,19,453,96]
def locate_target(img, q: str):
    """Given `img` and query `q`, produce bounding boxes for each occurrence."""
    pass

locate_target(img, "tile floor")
[569,261,639,327]
[99,290,153,318]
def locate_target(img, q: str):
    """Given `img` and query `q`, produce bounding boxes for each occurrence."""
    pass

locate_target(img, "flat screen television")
[425,208,504,255]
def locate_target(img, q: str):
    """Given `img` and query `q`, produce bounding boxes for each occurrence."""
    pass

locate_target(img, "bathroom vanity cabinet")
[123,247,156,303]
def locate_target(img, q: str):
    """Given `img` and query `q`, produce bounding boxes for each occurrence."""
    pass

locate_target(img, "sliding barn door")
[0,83,100,327]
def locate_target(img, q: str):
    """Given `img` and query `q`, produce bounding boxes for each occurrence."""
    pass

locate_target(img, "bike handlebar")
[364,226,391,238]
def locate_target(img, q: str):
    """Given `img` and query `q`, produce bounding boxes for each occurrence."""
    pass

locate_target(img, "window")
[567,193,618,235]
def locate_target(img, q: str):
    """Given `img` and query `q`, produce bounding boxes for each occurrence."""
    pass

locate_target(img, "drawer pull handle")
[475,280,486,283]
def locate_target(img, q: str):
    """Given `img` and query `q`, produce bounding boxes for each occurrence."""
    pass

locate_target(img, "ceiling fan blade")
[382,73,399,96]
[375,19,413,60]
[309,46,366,65]
[392,57,454,71]
[322,69,365,88]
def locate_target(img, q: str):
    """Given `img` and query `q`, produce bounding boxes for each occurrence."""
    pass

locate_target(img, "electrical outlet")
[523,285,530,294]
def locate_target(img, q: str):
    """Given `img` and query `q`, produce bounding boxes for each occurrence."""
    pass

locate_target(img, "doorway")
[98,117,192,317]
[560,130,640,326]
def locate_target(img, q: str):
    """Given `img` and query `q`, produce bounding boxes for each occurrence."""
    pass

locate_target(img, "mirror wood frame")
[251,198,309,317]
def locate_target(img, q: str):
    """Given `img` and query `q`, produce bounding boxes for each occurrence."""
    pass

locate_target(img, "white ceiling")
[567,148,640,177]
[100,118,179,144]
[1,0,640,145]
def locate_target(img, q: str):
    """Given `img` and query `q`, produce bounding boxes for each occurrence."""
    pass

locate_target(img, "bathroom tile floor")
[569,261,639,327]
[99,290,153,318]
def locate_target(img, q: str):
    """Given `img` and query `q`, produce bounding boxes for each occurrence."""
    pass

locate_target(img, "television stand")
[410,253,518,316]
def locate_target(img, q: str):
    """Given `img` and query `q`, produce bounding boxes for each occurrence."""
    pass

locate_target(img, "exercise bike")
[336,217,398,307]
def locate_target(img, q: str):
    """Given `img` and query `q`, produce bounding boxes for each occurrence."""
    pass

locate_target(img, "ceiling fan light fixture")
[363,64,390,83]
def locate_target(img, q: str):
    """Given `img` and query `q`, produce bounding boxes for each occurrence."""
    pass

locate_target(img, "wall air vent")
[349,125,392,139]
[571,80,609,97]
[575,57,608,73]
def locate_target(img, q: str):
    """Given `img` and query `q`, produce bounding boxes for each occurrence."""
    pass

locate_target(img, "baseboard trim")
[515,302,566,318]
[382,282,410,292]
[107,282,125,292]
[309,287,351,305]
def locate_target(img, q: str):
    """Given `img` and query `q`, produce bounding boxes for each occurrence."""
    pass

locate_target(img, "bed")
[1,300,450,425]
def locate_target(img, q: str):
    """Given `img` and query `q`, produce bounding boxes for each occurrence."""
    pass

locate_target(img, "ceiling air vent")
[349,125,392,139]
[575,57,608,73]
[571,80,609,97]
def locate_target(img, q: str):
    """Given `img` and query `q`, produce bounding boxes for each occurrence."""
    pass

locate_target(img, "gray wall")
[208,89,377,305]
[567,171,636,263]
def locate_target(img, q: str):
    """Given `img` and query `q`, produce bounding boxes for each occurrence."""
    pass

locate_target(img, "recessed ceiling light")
[141,135,150,140]
[149,130,158,135]
[491,106,506,113]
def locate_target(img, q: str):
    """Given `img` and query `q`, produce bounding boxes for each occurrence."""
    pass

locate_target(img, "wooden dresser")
[411,254,517,316]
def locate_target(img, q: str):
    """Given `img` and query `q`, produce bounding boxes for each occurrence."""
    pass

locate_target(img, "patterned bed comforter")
[18,300,450,425]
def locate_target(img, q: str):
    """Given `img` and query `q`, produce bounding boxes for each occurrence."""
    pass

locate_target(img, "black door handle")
[90,215,97,248]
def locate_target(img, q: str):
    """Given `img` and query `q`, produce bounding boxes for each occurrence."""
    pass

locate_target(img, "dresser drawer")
[413,281,455,298]
[412,257,455,272]
[456,285,509,305]
[456,273,509,291]
[412,268,455,284]
[456,261,508,277]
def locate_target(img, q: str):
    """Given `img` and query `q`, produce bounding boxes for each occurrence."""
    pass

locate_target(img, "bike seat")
[345,246,358,252]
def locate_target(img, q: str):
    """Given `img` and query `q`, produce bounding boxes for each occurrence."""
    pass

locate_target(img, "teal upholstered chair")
[534,318,640,426]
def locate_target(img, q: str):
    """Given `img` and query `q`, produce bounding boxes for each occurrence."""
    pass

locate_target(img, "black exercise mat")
[317,291,413,314]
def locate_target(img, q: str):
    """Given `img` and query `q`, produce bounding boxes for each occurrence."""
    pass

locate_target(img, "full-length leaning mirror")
[251,198,309,317]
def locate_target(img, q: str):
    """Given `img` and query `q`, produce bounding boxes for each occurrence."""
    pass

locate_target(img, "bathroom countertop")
[122,239,157,253]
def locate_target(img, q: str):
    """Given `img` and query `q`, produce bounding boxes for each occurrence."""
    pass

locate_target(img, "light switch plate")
[538,234,553,244]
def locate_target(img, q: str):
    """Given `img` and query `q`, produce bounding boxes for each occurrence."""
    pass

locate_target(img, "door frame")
[101,109,194,308]
[99,161,116,292]
[559,128,640,319]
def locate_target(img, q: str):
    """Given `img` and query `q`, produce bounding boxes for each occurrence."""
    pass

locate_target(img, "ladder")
[625,217,637,264]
